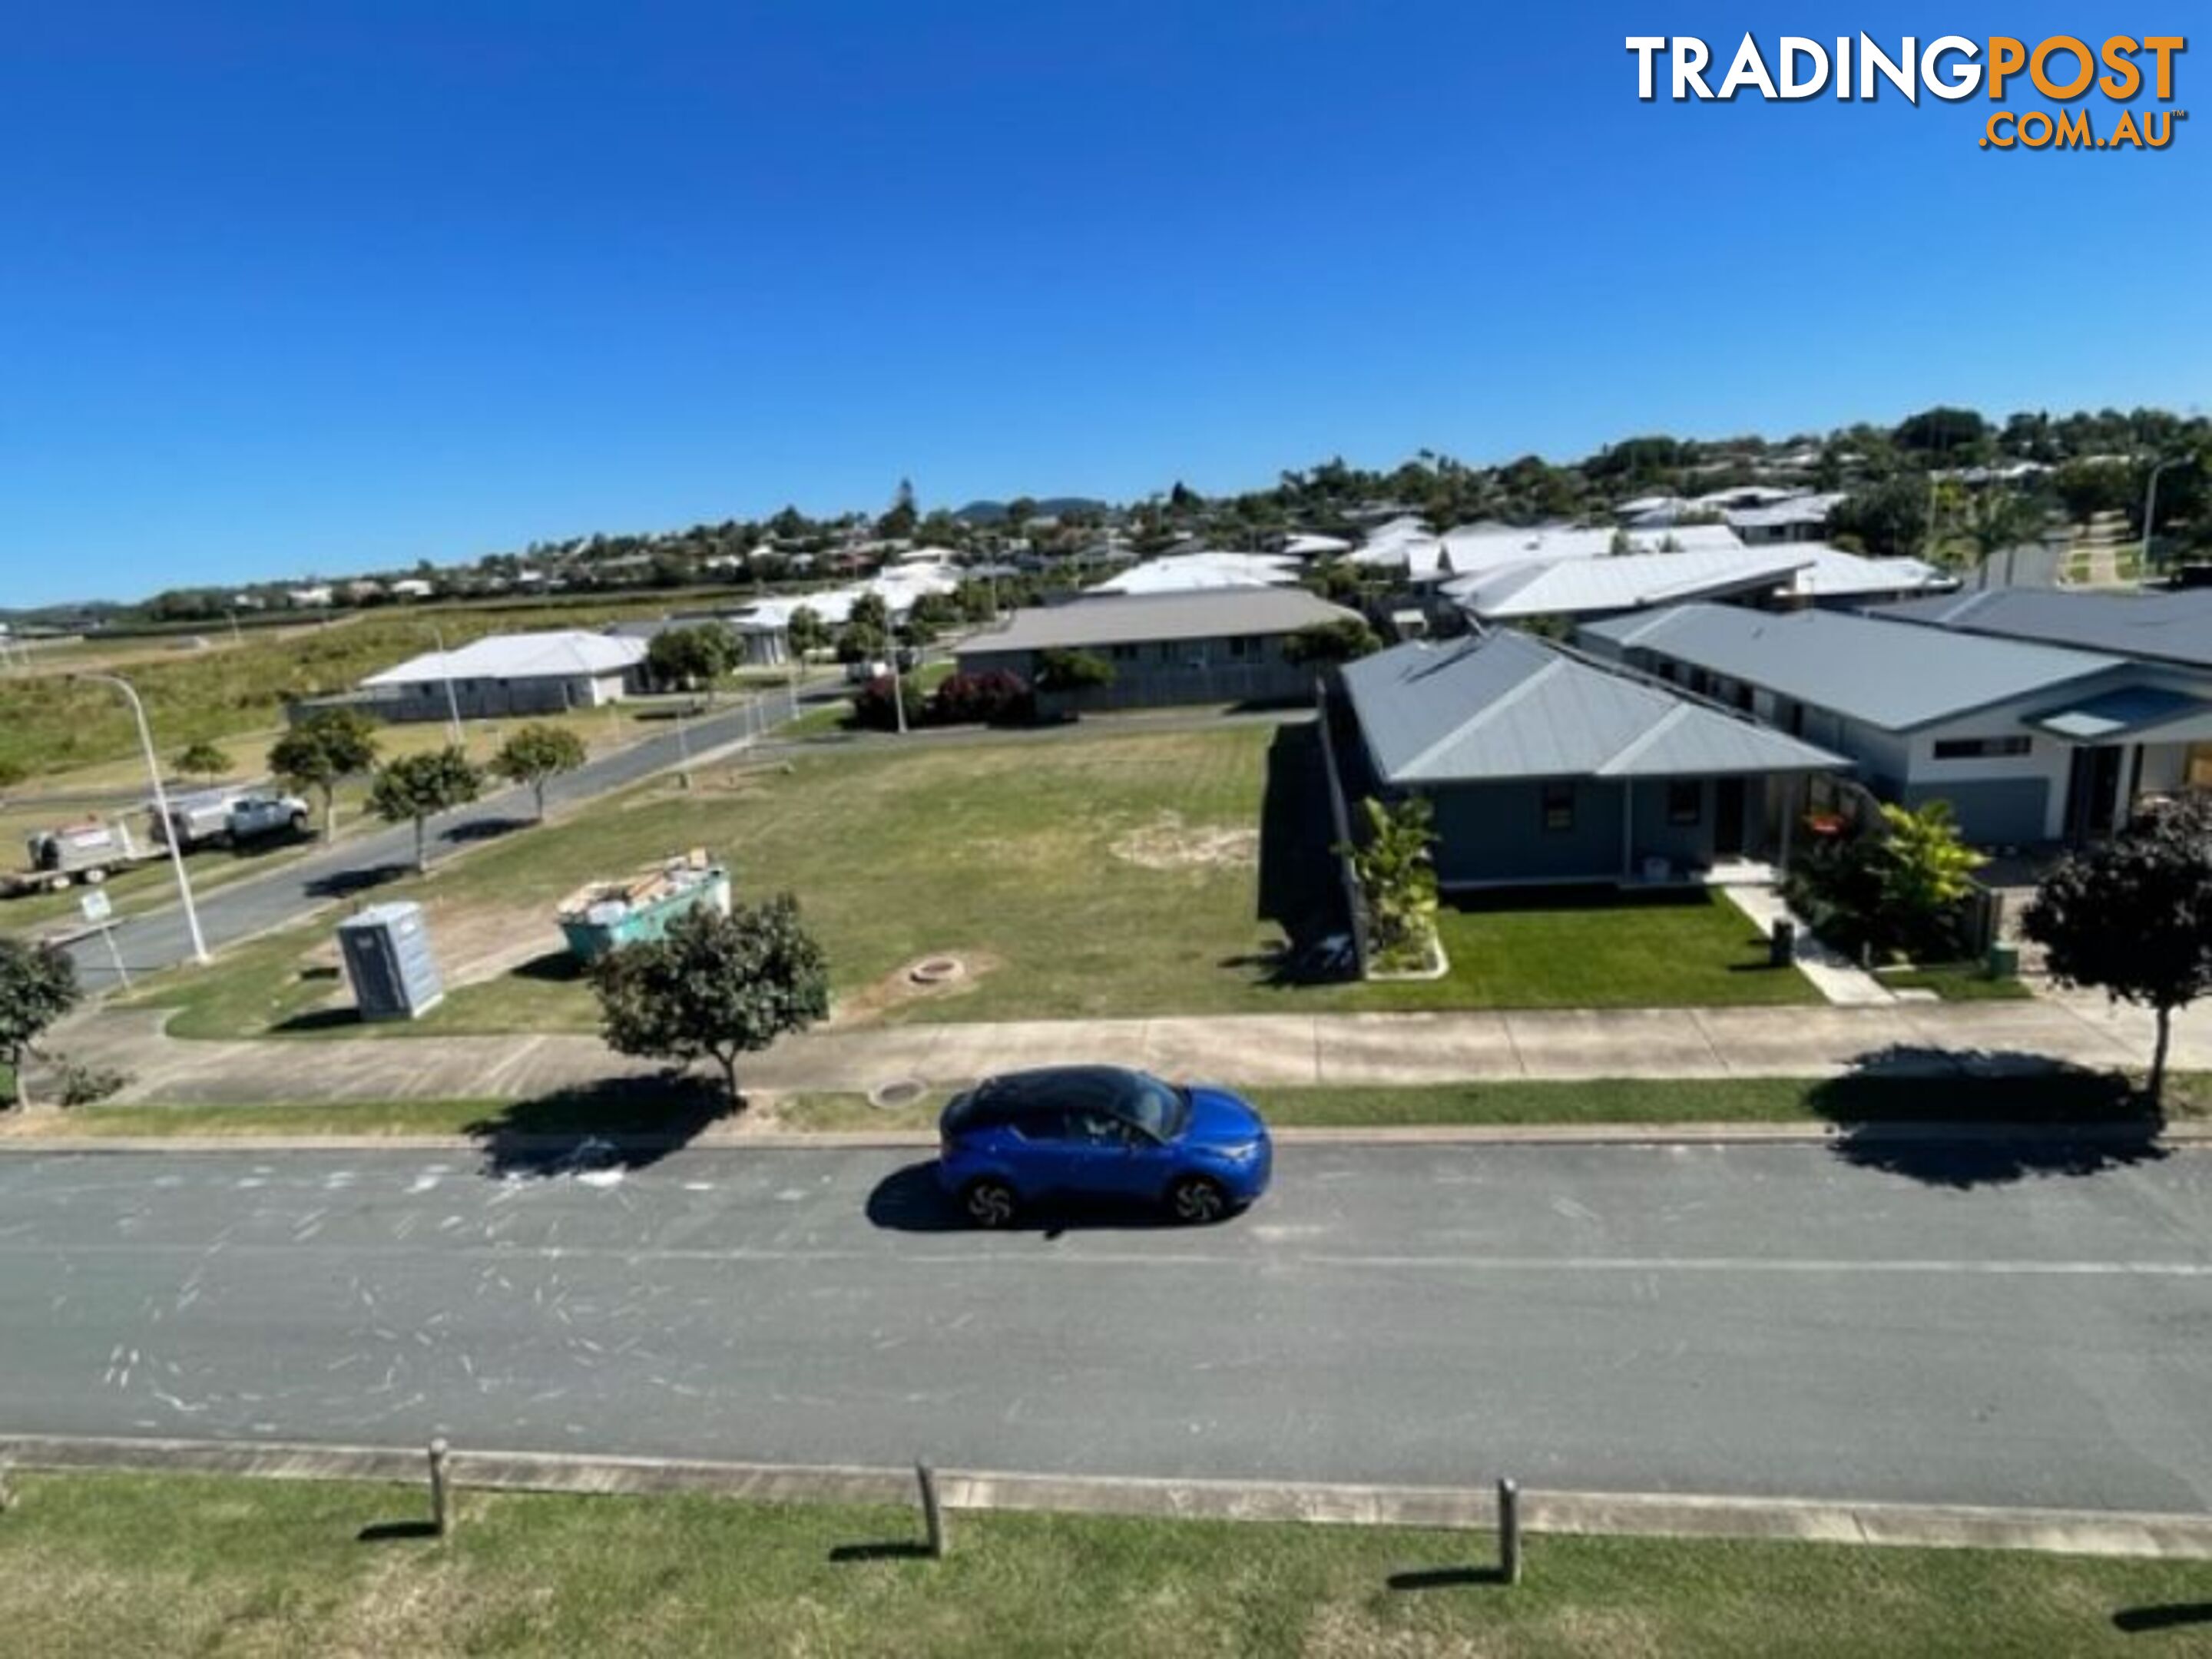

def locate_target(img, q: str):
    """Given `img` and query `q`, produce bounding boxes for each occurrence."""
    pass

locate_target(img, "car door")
[1005,1101,1090,1197]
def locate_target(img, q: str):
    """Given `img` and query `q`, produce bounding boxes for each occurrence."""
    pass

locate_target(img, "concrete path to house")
[1717,882,1893,1006]
[38,991,2212,1108]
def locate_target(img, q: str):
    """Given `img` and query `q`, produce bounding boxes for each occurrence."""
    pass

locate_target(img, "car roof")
[953,1065,1144,1125]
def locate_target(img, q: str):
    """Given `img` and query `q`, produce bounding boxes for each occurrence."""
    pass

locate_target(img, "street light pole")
[2143,456,2181,577]
[78,672,210,966]
[425,624,464,747]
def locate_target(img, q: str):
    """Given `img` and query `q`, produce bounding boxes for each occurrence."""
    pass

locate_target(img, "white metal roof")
[1084,552,1300,596]
[361,630,646,687]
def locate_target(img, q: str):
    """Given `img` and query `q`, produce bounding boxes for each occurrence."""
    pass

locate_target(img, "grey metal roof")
[1871,588,2212,671]
[954,589,1361,655]
[2028,685,2212,741]
[1339,631,1848,785]
[1579,604,2124,732]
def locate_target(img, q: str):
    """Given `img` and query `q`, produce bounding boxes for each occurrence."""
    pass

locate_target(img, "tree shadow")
[465,1074,730,1181]
[306,863,410,899]
[2113,1603,2212,1634]
[864,1161,1177,1236]
[1813,1048,2165,1188]
[442,815,528,846]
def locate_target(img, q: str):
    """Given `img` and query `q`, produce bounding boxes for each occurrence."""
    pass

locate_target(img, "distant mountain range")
[952,497,1109,525]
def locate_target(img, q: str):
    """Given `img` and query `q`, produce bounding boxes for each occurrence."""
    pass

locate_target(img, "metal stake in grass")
[916,1461,947,1558]
[429,1437,452,1538]
[0,1463,13,1512]
[1497,1478,1522,1585]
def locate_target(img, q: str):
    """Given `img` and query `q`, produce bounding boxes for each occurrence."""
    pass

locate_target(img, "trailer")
[555,849,731,962]
[10,819,149,895]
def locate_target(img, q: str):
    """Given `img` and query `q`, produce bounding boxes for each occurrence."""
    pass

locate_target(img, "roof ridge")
[1394,645,1562,780]
[1594,700,1694,777]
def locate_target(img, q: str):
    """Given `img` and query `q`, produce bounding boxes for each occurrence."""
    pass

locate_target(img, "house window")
[1932,736,2032,760]
[2187,743,2212,790]
[1109,644,1137,661]
[1541,782,1575,833]
[1666,780,1701,826]
[1157,644,1179,664]
[1227,635,1259,660]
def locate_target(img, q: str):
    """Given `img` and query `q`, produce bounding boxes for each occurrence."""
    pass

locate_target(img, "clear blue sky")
[5,2,2205,603]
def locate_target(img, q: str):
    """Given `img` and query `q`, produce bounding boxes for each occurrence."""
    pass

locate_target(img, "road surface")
[4,1141,2209,1512]
[55,678,840,993]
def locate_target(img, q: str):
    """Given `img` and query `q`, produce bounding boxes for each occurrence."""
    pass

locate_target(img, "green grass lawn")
[41,1073,2205,1141]
[1,1470,2204,1657]
[1877,961,2035,1002]
[126,724,1819,1041]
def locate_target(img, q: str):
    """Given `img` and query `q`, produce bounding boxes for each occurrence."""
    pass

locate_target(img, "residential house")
[955,588,1363,710]
[1580,604,2212,844]
[1084,551,1301,597]
[1447,544,1950,628]
[1330,631,1847,889]
[356,630,647,720]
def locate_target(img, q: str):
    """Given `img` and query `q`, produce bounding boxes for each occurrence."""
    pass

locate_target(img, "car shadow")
[2114,1602,2212,1634]
[864,1161,1180,1236]
[1814,1047,2165,1189]
[466,1075,730,1181]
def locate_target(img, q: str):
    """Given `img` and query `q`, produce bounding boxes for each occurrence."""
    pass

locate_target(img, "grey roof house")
[1580,604,2212,844]
[1334,631,1846,889]
[1870,587,2212,672]
[955,589,1364,710]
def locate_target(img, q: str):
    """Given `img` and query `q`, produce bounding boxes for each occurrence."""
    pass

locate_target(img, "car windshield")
[1118,1072,1189,1141]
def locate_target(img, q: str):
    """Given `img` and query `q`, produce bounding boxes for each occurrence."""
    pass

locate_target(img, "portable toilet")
[336,901,445,1022]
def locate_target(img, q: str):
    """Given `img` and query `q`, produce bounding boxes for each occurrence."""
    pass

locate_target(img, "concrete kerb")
[5,1433,2212,1561]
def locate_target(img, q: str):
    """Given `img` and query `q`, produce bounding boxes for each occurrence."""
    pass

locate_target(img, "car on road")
[936,1065,1271,1227]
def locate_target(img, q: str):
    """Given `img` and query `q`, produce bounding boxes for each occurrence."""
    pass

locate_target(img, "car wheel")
[1167,1174,1229,1225]
[962,1177,1018,1229]
[288,812,309,836]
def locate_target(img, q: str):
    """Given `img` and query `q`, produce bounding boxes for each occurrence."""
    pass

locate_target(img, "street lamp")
[2143,455,2187,576]
[422,624,465,747]
[75,671,210,965]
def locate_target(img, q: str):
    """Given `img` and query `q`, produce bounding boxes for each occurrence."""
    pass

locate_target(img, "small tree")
[786,607,831,658]
[369,747,484,873]
[590,896,830,1108]
[270,707,382,836]
[1338,796,1439,970]
[492,722,588,822]
[1282,618,1382,666]
[2023,796,2212,1107]
[174,740,233,784]
[1871,800,1986,952]
[1035,648,1115,695]
[647,625,737,704]
[0,939,81,1111]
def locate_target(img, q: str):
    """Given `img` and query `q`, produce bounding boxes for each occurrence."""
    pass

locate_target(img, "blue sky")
[4,2,2205,603]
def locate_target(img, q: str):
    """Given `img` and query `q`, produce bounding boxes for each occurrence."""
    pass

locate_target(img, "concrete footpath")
[36,990,2212,1108]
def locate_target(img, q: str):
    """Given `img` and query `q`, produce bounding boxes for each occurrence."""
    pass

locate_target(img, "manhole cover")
[867,1078,929,1111]
[908,955,965,986]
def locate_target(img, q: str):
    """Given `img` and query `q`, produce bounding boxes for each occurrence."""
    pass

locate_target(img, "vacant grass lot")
[0,1471,2203,1657]
[0,594,753,784]
[127,724,1816,1040]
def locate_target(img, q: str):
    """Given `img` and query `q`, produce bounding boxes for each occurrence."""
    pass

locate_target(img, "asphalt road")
[4,1142,2210,1512]
[57,678,841,993]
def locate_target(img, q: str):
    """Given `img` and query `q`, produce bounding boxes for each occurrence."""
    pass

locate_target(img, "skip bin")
[338,901,445,1021]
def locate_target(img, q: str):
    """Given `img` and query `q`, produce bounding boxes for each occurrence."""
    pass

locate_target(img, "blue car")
[936,1065,1272,1227]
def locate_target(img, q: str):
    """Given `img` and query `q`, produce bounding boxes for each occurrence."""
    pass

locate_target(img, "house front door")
[1714,777,1747,857]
